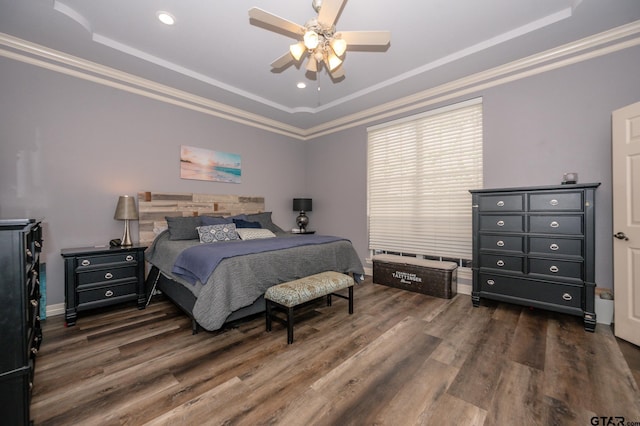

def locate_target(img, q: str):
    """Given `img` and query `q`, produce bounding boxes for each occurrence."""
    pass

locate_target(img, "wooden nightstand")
[61,244,147,326]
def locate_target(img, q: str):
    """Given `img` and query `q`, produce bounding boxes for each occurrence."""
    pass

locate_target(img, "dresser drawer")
[479,254,523,273]
[529,215,583,235]
[76,252,139,269]
[479,215,524,232]
[529,258,583,280]
[529,192,583,212]
[78,281,138,305]
[78,266,138,286]
[480,235,524,252]
[478,194,524,212]
[478,273,582,309]
[529,237,583,257]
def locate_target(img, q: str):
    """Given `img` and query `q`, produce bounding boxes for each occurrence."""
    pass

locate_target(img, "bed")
[138,191,365,333]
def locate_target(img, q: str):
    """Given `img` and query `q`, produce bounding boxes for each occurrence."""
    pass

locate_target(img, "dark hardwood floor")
[32,277,640,425]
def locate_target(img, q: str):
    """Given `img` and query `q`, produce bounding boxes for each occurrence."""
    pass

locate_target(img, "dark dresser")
[61,244,147,326]
[0,218,43,425]
[469,183,600,331]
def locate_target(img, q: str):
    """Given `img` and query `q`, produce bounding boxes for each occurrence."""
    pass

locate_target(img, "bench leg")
[266,300,272,332]
[326,294,332,306]
[348,286,354,314]
[287,307,294,344]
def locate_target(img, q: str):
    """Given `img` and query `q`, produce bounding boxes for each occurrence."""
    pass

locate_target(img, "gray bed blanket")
[146,230,364,331]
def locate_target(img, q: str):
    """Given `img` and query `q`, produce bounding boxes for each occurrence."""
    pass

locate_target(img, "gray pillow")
[245,212,286,234]
[165,216,202,240]
[201,215,231,226]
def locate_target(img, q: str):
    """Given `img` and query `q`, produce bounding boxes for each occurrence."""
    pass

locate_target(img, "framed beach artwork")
[180,145,241,183]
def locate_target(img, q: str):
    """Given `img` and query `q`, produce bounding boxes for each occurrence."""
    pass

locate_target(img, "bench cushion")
[265,271,354,307]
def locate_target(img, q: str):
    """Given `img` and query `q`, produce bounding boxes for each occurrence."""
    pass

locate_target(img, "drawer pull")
[26,249,32,257]
[550,199,559,206]
[31,347,38,355]
[562,293,572,301]
[549,265,559,273]
[105,290,114,297]
[104,272,114,280]
[81,259,91,266]
[497,220,505,227]
[30,299,38,307]
[550,243,559,251]
[496,260,505,267]
[487,279,495,286]
[496,240,505,247]
[125,255,134,262]
[496,201,505,207]
[34,241,41,248]
[550,221,559,228]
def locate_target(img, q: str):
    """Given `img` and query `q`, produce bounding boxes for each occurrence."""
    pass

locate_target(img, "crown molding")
[1,20,639,141]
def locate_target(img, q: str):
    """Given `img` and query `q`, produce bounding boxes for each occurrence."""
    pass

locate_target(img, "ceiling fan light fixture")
[303,30,320,50]
[326,52,342,71]
[330,37,347,57]
[289,42,306,61]
[306,58,317,72]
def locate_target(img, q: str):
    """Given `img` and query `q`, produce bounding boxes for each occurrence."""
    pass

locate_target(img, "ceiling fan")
[248,0,390,79]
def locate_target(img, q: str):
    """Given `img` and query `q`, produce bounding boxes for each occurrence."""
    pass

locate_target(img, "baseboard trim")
[46,303,65,318]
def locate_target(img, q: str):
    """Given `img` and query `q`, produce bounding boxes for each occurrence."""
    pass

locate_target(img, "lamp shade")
[114,195,138,220]
[293,198,312,212]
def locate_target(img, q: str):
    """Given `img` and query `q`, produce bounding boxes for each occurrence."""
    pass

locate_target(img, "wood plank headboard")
[137,191,265,246]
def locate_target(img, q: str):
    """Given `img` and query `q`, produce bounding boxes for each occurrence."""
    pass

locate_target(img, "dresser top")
[469,182,600,194]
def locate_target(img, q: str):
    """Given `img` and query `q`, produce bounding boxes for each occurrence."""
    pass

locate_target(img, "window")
[367,98,483,264]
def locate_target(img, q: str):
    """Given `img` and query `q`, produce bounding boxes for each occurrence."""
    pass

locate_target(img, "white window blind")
[367,98,483,261]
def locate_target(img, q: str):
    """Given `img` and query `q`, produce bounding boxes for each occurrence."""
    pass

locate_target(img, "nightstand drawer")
[77,266,138,286]
[76,252,139,268]
[78,281,138,305]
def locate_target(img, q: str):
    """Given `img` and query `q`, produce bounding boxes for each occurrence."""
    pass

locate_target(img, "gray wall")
[307,45,640,291]
[1,45,639,312]
[0,57,306,307]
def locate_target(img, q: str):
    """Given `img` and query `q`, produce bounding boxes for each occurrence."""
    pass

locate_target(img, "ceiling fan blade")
[271,52,294,69]
[330,65,345,79]
[336,31,391,46]
[249,7,305,37]
[317,0,346,27]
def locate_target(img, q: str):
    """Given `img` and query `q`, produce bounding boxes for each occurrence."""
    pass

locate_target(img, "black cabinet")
[61,245,147,326]
[469,184,600,331]
[0,218,43,425]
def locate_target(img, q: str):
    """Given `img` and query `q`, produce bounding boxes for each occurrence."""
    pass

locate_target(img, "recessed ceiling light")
[297,82,306,89]
[157,11,175,25]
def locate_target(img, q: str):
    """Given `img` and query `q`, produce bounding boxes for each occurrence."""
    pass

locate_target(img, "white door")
[612,101,640,346]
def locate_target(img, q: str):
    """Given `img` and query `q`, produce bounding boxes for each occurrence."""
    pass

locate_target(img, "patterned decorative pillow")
[236,228,276,240]
[196,224,239,243]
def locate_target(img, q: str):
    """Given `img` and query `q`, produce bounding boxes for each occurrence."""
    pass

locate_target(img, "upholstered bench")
[265,271,355,344]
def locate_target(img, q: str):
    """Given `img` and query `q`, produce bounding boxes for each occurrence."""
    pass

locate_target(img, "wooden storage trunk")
[372,254,458,299]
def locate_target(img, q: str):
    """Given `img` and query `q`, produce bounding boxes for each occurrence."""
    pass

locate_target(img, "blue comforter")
[172,235,345,285]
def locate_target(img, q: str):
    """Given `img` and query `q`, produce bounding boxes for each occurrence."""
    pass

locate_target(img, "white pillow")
[236,228,276,240]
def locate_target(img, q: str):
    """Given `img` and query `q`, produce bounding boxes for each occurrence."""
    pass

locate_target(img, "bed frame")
[138,191,267,333]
